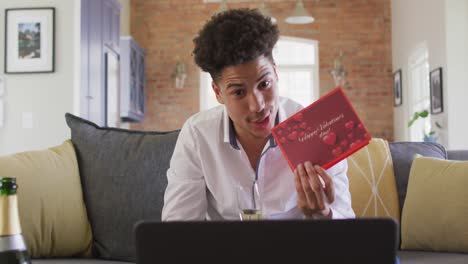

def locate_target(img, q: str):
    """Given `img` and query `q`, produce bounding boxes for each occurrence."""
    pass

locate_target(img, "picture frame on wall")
[393,69,402,106]
[4,7,55,74]
[430,67,443,114]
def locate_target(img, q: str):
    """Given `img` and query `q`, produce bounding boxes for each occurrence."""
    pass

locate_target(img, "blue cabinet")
[120,36,146,122]
[80,0,121,126]
[102,0,121,53]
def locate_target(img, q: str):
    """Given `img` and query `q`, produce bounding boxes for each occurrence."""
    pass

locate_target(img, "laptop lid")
[135,218,397,264]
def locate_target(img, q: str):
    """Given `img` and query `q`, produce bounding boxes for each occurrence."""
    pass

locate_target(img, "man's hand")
[294,161,335,219]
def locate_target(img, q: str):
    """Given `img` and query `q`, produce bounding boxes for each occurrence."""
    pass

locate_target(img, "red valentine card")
[272,87,371,171]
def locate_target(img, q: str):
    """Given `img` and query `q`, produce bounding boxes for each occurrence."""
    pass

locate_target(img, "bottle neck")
[0,194,22,236]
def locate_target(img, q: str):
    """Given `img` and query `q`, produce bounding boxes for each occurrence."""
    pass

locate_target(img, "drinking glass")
[236,180,262,220]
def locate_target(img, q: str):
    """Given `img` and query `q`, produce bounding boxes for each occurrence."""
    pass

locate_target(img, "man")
[162,8,355,221]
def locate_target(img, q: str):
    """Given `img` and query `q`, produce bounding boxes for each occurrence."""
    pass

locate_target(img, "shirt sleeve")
[327,159,356,219]
[161,120,207,221]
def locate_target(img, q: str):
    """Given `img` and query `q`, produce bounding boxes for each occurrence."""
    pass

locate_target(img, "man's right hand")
[294,161,335,219]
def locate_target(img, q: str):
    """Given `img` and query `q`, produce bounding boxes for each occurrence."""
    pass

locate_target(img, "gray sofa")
[13,114,468,263]
[389,144,468,264]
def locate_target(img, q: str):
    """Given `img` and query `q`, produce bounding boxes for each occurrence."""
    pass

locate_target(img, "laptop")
[134,218,398,264]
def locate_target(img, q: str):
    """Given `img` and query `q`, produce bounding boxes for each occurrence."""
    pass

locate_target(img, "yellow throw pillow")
[0,140,92,257]
[347,138,400,222]
[401,156,468,253]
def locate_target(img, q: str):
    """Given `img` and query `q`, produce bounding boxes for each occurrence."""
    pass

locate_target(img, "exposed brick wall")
[131,0,393,141]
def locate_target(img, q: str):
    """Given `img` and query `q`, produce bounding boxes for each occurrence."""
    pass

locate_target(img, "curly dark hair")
[193,8,279,82]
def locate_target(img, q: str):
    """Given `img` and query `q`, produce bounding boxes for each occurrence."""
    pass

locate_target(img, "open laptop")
[134,218,397,264]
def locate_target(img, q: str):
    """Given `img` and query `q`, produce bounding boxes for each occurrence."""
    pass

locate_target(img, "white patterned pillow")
[347,138,400,222]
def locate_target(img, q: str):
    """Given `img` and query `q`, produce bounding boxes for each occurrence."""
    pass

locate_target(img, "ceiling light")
[285,0,314,24]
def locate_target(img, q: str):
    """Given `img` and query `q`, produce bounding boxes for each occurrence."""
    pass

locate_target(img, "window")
[408,44,430,141]
[199,36,319,110]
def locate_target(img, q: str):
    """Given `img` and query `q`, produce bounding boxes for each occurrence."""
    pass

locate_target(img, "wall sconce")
[214,0,228,15]
[208,0,310,24]
[259,0,276,23]
[285,0,314,24]
[215,0,276,23]
[171,57,187,90]
[330,50,347,87]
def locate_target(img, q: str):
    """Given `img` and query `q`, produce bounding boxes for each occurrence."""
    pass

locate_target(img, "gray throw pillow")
[388,141,447,213]
[65,113,179,262]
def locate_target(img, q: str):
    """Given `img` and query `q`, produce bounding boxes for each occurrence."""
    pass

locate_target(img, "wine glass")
[236,180,262,220]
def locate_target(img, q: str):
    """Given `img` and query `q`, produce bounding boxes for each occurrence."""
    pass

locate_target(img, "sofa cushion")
[0,140,92,258]
[401,156,468,253]
[388,142,446,213]
[347,138,400,221]
[65,113,179,262]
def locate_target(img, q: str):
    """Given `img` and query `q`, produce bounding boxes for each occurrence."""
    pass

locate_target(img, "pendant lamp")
[285,0,314,24]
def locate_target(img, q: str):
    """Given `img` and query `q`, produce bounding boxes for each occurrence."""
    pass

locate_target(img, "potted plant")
[407,110,442,142]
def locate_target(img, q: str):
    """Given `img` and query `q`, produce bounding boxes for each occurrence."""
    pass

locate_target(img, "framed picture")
[4,8,55,73]
[393,69,402,106]
[430,67,443,114]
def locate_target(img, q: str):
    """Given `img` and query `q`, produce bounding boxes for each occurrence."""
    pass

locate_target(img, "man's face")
[212,55,279,142]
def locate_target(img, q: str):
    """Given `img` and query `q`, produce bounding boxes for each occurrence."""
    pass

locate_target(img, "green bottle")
[0,178,32,264]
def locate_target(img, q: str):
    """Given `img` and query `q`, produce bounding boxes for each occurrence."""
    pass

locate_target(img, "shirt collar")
[223,106,283,150]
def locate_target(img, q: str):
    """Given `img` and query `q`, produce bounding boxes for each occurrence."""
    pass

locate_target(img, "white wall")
[445,0,468,149]
[391,0,447,144]
[392,0,468,149]
[0,0,79,155]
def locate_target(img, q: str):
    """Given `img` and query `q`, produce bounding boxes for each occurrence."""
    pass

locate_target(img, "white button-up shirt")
[162,97,355,221]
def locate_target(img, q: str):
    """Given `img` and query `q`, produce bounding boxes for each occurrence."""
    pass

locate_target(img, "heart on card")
[340,139,348,148]
[287,131,298,141]
[345,121,355,130]
[332,146,343,157]
[293,113,303,122]
[350,139,362,150]
[322,132,337,145]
